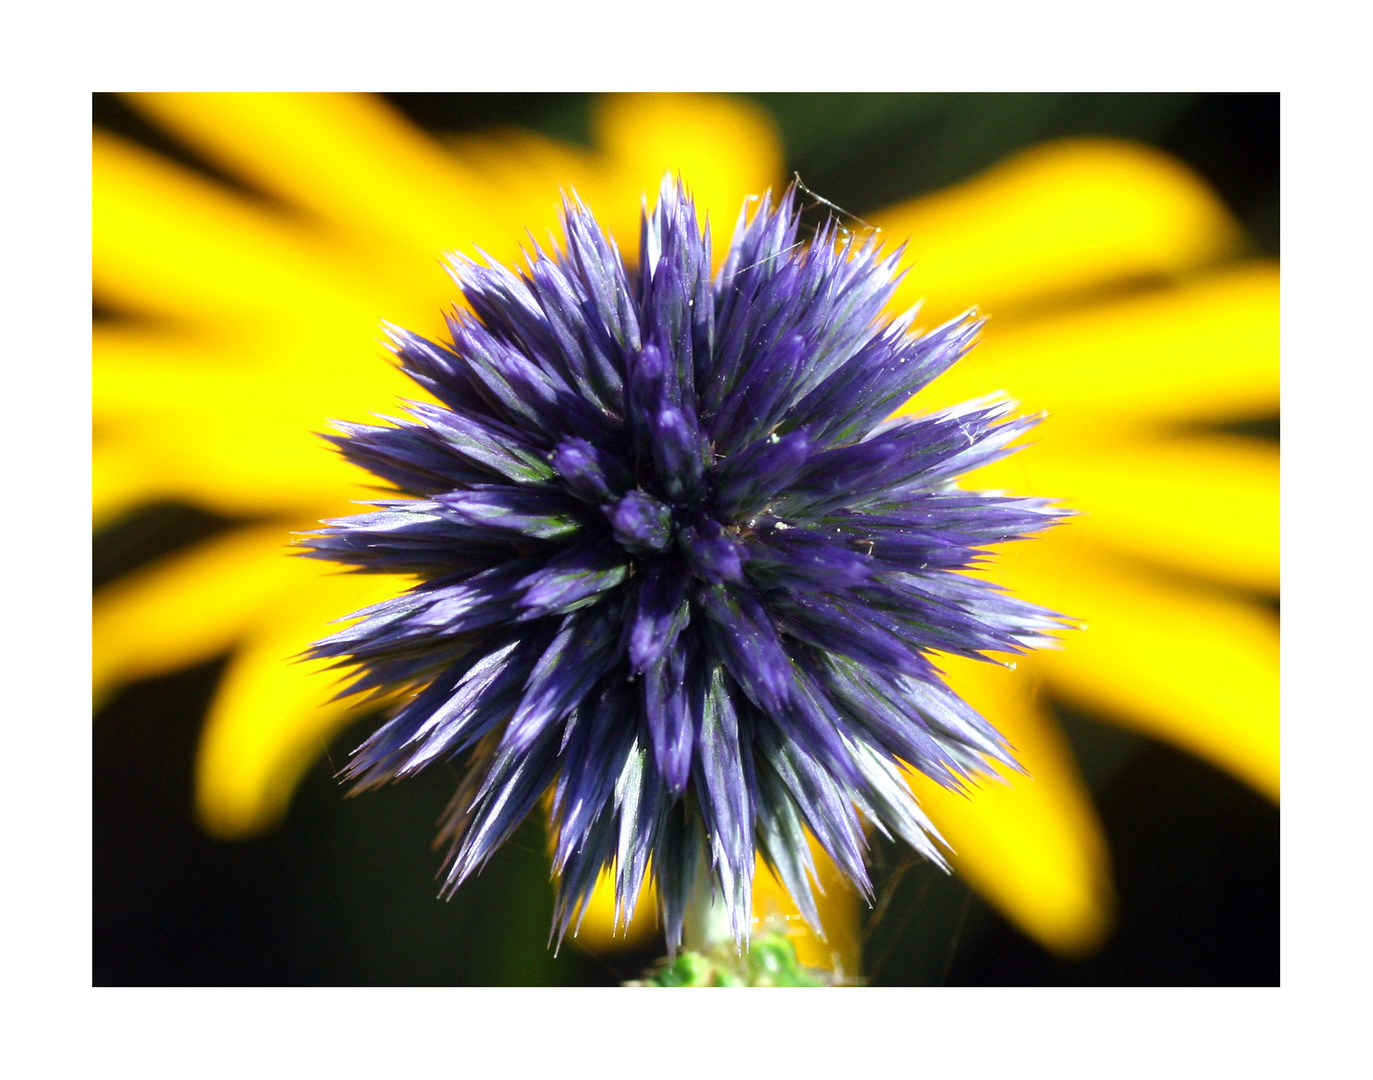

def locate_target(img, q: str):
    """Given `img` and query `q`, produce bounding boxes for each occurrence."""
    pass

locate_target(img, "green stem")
[680,854,733,953]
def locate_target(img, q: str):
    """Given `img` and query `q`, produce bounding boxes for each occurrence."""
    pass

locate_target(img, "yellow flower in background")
[93,93,1277,972]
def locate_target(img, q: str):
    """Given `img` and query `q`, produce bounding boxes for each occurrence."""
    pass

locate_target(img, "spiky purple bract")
[300,177,1068,951]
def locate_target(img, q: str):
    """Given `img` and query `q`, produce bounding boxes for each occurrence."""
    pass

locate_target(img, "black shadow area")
[93,660,662,985]
[941,739,1279,986]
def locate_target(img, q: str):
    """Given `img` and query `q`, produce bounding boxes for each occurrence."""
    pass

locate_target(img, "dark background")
[93,92,1279,986]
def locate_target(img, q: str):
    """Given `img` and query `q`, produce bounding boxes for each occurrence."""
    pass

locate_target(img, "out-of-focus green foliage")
[630,931,831,987]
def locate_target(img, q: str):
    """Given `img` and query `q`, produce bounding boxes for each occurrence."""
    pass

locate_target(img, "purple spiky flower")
[300,177,1068,952]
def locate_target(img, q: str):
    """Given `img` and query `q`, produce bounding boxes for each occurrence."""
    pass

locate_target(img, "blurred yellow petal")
[94,323,440,518]
[123,93,782,285]
[966,434,1278,593]
[751,841,863,978]
[92,439,173,529]
[94,131,395,323]
[95,324,419,419]
[94,413,366,521]
[447,128,600,233]
[93,525,296,701]
[874,138,1243,325]
[907,655,1115,958]
[195,567,409,839]
[589,93,784,251]
[94,329,310,432]
[124,93,518,263]
[1007,535,1280,802]
[904,264,1280,430]
[94,326,243,418]
[573,869,660,950]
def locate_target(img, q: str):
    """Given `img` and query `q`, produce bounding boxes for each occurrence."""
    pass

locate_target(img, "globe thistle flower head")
[301,176,1069,951]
